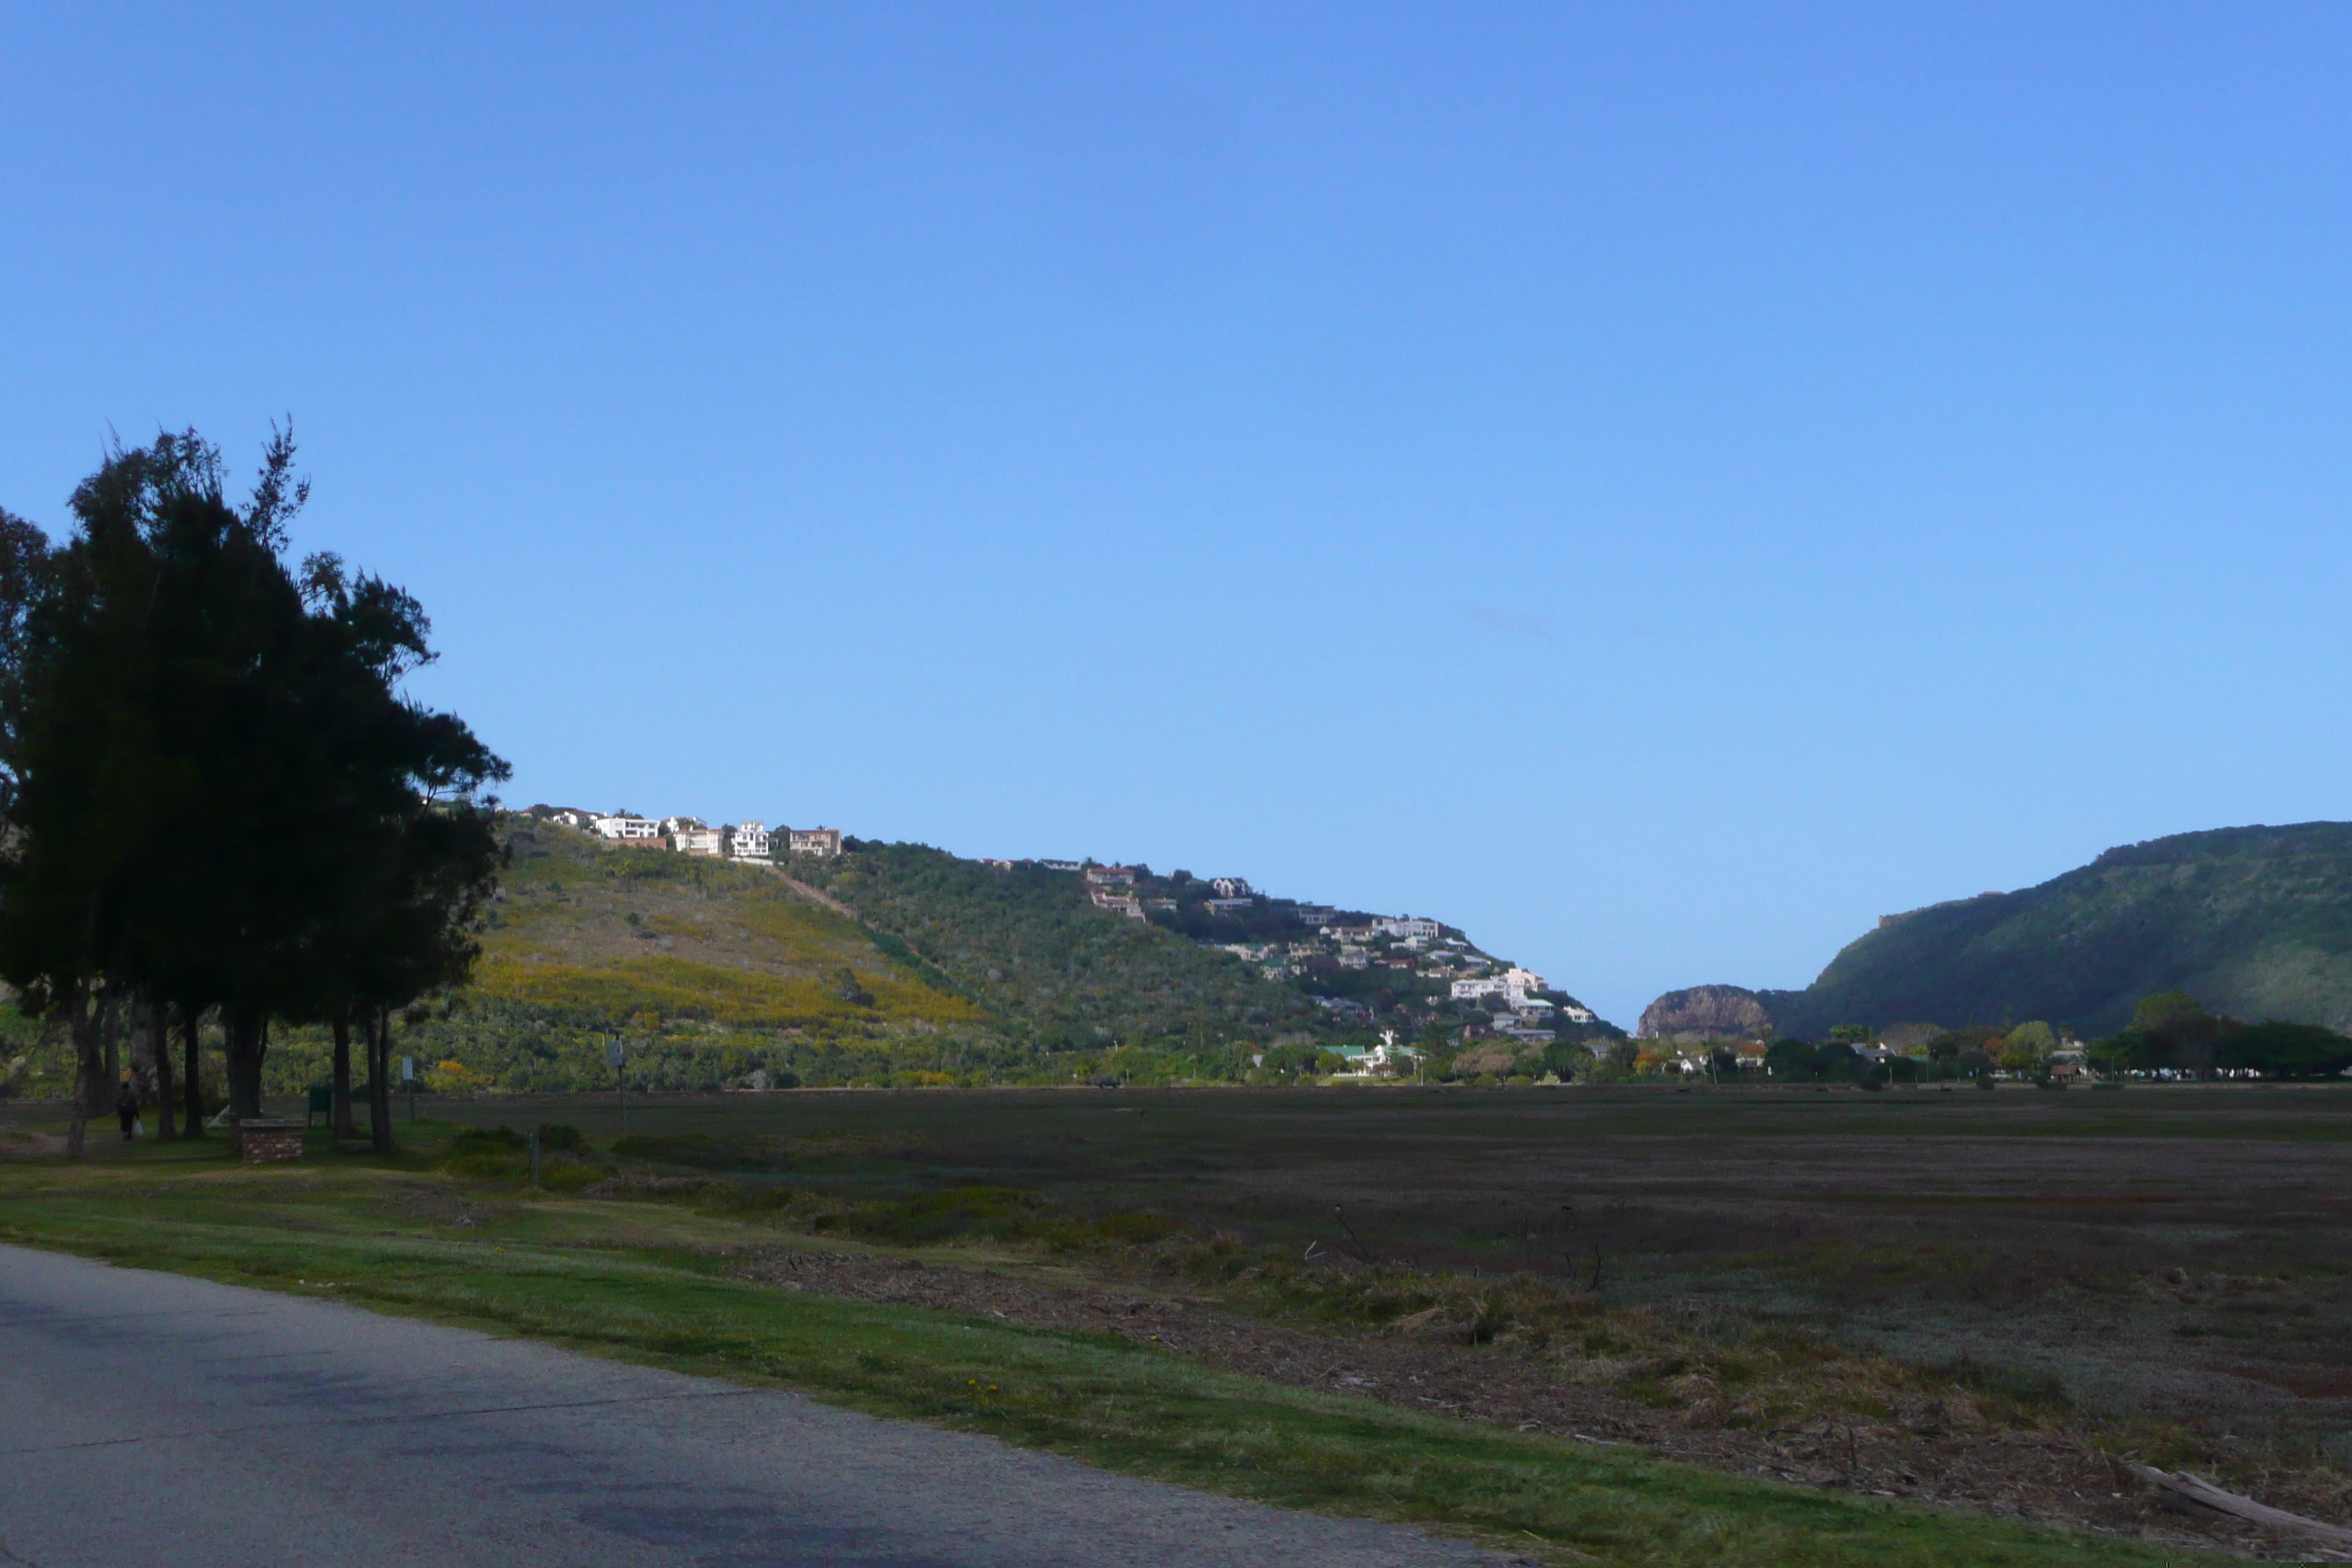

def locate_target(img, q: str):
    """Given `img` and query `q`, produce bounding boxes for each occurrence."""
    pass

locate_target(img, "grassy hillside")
[380,821,1006,1090]
[1763,821,2352,1038]
[290,823,1350,1093]
[1,819,1594,1097]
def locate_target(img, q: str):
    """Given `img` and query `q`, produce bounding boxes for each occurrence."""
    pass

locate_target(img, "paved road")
[0,1245,1504,1567]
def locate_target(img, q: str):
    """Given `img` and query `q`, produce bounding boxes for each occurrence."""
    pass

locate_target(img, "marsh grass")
[0,1129,2212,1568]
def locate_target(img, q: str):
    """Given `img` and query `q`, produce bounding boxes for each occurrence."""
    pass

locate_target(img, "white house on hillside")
[592,814,661,844]
[1375,917,1441,941]
[728,821,771,862]
[1210,877,1253,898]
[673,825,723,857]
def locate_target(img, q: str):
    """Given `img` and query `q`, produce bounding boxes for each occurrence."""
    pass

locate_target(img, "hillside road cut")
[0,1245,1503,1567]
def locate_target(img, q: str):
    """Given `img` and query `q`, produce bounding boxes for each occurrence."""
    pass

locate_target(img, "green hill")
[184,818,1595,1095]
[1744,821,2352,1039]
[2,816,1608,1096]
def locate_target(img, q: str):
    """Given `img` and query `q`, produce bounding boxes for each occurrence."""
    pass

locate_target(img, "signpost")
[401,1056,416,1121]
[606,1036,627,1139]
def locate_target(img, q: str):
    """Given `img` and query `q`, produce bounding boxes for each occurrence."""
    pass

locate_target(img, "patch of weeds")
[540,1161,611,1194]
[1935,1354,2073,1417]
[813,1186,1039,1245]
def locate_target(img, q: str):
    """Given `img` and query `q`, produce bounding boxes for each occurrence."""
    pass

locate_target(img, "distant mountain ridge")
[1644,821,2352,1040]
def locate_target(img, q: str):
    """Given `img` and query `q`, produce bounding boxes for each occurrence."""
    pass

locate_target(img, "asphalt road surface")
[0,1245,1505,1567]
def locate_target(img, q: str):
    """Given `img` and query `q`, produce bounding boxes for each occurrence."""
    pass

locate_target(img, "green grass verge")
[0,1138,2219,1567]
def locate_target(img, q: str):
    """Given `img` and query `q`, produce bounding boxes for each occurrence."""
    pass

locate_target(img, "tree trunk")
[150,1000,177,1139]
[224,1011,267,1120]
[65,986,98,1158]
[366,1009,393,1154]
[331,1011,353,1139]
[99,994,124,1111]
[181,1009,205,1137]
[79,990,114,1120]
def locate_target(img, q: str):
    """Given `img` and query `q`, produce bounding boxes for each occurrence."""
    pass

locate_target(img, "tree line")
[0,430,507,1153]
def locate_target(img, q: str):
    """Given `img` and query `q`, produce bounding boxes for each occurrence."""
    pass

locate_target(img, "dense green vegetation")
[1754,822,2352,1038]
[794,845,1332,1050]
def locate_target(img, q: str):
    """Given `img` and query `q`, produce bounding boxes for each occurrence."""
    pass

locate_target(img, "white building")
[1209,877,1253,898]
[1332,1032,1424,1079]
[1204,897,1254,916]
[1452,965,1580,1014]
[1089,889,1145,920]
[786,827,843,859]
[673,826,723,857]
[592,814,662,845]
[728,821,772,862]
[1085,864,1138,886]
[1375,917,1441,941]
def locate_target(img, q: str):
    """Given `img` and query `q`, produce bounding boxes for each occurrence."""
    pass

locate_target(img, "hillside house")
[1376,917,1441,941]
[1085,864,1138,886]
[786,827,843,859]
[1294,905,1338,927]
[1209,878,1253,898]
[727,821,771,862]
[1039,859,1083,872]
[672,826,723,857]
[592,814,662,844]
[1204,897,1255,916]
[1089,889,1145,919]
[1338,946,1370,969]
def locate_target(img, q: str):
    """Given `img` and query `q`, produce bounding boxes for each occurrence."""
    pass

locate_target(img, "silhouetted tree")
[0,429,505,1140]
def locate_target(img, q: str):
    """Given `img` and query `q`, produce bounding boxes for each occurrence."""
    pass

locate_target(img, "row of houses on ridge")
[535,807,842,863]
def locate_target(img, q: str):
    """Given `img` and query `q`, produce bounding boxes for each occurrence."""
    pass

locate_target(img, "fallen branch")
[2138,1466,2352,1548]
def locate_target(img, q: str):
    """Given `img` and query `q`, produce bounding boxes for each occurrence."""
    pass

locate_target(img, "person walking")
[115,1078,138,1142]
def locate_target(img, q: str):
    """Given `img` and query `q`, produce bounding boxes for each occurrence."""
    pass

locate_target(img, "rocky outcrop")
[1638,984,1774,1041]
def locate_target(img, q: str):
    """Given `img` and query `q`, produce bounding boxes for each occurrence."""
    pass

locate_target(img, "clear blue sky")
[5,4,2348,1029]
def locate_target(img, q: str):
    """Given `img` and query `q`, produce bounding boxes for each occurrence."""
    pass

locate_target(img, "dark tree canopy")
[0,429,508,1146]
